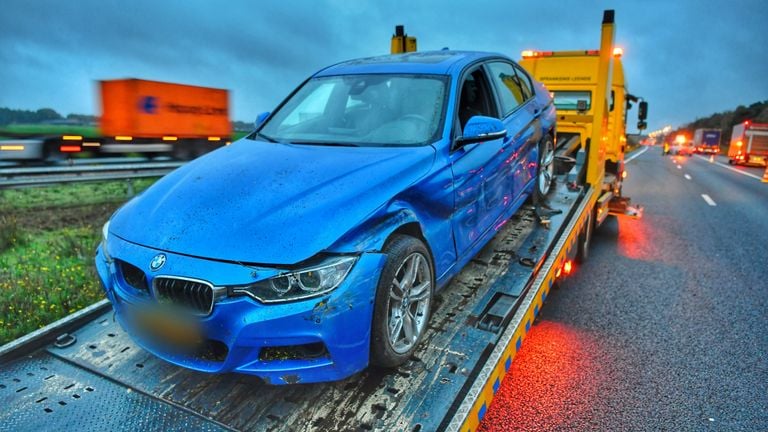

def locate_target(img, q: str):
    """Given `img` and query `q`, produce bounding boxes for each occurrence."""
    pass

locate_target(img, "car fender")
[327,205,426,255]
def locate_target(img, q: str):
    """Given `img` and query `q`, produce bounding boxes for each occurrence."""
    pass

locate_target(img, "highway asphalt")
[480,146,768,431]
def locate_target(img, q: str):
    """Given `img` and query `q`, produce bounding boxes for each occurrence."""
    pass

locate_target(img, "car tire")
[370,234,434,368]
[534,134,555,202]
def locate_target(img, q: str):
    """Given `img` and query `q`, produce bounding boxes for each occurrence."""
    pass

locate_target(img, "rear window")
[553,91,591,110]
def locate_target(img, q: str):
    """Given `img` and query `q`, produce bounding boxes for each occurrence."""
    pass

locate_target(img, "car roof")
[314,51,507,77]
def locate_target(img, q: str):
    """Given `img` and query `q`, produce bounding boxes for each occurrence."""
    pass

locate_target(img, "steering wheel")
[399,114,429,125]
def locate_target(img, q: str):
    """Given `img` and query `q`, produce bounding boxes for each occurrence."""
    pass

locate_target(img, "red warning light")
[563,260,573,276]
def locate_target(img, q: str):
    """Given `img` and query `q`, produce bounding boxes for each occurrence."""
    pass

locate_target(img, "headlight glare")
[233,256,357,303]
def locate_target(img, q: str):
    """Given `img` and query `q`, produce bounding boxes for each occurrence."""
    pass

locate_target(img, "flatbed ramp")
[1,181,588,432]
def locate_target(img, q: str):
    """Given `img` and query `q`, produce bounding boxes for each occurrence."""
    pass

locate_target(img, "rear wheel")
[535,135,555,202]
[370,235,434,368]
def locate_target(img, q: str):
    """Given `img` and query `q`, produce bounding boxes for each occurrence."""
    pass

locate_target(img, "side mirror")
[255,111,270,129]
[637,121,647,131]
[456,116,507,146]
[638,101,648,120]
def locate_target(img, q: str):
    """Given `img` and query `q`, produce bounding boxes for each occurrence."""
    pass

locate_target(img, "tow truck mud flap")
[608,195,644,219]
[1,179,590,432]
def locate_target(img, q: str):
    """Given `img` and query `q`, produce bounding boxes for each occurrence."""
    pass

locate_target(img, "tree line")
[1,107,253,130]
[676,100,768,145]
[0,107,98,126]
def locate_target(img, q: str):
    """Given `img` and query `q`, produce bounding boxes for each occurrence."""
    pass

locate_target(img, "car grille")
[153,276,214,315]
[118,260,148,292]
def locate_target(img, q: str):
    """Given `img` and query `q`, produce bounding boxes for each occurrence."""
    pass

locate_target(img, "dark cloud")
[1,0,765,132]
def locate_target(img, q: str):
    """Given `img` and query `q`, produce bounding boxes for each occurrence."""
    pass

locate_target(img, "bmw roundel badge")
[150,253,166,271]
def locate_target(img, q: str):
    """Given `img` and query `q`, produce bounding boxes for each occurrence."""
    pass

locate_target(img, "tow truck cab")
[519,11,645,224]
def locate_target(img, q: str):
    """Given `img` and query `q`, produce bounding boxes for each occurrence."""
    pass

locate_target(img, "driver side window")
[457,69,496,131]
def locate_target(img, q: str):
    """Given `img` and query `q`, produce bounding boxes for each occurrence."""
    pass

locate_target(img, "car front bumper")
[95,236,386,384]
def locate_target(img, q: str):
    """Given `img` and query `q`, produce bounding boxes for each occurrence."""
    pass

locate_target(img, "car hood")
[110,139,436,264]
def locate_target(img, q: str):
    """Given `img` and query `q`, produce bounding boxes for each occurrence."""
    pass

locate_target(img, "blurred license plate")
[133,308,202,347]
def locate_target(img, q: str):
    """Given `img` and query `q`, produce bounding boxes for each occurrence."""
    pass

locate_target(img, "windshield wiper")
[253,132,279,143]
[291,141,359,147]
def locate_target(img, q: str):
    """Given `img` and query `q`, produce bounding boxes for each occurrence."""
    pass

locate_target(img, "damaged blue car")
[95,51,556,384]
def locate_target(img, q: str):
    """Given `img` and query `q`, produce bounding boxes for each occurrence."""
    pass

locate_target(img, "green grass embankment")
[0,179,155,345]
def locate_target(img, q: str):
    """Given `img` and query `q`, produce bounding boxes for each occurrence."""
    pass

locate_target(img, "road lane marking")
[693,155,763,180]
[625,146,649,162]
[684,174,691,180]
[701,194,716,206]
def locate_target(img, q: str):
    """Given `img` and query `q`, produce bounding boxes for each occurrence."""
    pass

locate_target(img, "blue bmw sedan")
[95,51,556,384]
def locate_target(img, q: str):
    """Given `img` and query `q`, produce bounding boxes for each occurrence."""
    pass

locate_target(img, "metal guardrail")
[0,161,184,188]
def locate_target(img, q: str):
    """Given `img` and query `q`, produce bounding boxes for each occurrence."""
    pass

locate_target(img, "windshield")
[553,91,591,110]
[254,74,448,147]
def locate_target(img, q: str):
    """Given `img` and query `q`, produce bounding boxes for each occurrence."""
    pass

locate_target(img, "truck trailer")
[693,128,721,154]
[0,79,231,162]
[728,121,768,166]
[0,10,642,432]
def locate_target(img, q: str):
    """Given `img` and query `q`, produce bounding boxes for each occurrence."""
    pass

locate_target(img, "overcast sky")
[1,0,766,133]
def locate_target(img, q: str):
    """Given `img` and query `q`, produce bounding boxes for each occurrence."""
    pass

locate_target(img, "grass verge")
[0,179,156,345]
[0,124,100,138]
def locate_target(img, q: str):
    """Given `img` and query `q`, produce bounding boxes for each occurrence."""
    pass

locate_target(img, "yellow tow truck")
[519,16,647,230]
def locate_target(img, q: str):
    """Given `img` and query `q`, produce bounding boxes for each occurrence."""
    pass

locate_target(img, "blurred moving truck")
[693,128,721,155]
[100,79,231,158]
[728,121,768,166]
[0,79,231,161]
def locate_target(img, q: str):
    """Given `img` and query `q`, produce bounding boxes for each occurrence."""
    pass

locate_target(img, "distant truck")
[0,78,231,161]
[727,121,768,166]
[693,128,721,155]
[99,79,231,158]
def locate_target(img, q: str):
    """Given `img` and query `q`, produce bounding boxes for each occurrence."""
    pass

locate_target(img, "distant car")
[670,142,693,156]
[95,51,556,384]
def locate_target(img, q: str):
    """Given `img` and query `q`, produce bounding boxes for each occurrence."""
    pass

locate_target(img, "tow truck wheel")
[535,135,555,202]
[576,208,594,263]
[371,235,434,368]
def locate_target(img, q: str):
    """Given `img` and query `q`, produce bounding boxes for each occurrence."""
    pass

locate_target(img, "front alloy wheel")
[371,235,434,367]
[387,252,431,354]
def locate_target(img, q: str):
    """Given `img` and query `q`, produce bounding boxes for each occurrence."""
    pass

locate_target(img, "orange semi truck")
[0,79,231,161]
[99,79,231,158]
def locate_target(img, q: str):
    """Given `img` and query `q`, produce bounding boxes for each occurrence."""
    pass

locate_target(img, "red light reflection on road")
[616,217,658,261]
[478,322,605,432]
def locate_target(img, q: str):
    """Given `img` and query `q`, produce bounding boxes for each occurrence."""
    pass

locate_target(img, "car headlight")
[231,256,357,303]
[101,220,113,263]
